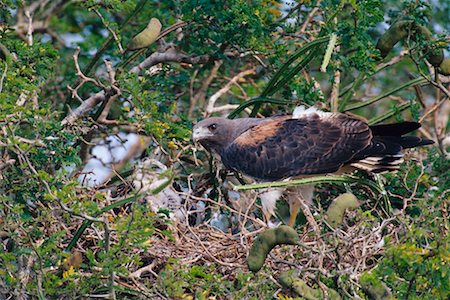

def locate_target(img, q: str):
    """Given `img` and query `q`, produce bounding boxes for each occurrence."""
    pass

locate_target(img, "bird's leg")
[263,210,273,226]
[288,199,301,227]
[286,185,319,233]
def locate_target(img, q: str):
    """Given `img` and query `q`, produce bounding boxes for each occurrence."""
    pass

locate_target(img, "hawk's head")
[192,117,234,152]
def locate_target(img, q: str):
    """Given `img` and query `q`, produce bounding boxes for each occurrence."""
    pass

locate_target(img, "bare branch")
[130,50,210,74]
[376,50,408,72]
[189,60,222,117]
[205,67,256,116]
[129,261,158,278]
[61,91,106,125]
[72,47,103,88]
[329,43,341,112]
[24,10,33,46]
[300,0,322,33]
[208,104,240,113]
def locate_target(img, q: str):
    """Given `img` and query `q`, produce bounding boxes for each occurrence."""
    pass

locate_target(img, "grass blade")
[228,97,291,119]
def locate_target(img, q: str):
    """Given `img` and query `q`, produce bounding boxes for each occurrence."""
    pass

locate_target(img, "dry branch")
[189,60,222,117]
[130,50,210,74]
[205,67,256,116]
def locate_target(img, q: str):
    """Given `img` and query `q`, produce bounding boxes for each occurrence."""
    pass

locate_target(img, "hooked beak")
[192,126,213,143]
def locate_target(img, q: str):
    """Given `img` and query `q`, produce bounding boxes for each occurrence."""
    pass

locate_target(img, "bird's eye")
[208,124,217,131]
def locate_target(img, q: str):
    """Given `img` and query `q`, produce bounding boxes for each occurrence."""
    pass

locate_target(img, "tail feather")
[351,121,433,173]
[369,122,421,136]
[380,136,434,149]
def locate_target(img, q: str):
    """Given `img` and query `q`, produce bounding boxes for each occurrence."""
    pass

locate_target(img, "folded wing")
[221,113,372,180]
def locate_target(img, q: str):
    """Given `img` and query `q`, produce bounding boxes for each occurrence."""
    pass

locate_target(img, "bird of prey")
[192,106,433,226]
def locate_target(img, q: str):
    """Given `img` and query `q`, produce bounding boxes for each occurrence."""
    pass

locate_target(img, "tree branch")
[62,50,210,125]
[129,50,210,74]
[205,67,255,116]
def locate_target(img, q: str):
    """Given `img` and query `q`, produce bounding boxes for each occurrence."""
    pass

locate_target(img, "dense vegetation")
[0,0,449,298]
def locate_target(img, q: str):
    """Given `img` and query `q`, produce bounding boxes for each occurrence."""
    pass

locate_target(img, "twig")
[129,261,159,278]
[189,60,222,117]
[157,21,187,41]
[62,91,106,125]
[205,67,256,116]
[208,104,240,113]
[59,201,105,223]
[275,2,302,23]
[97,60,121,123]
[0,63,7,93]
[73,47,103,87]
[419,96,449,123]
[67,47,105,108]
[330,52,341,112]
[376,50,408,72]
[119,21,189,69]
[298,195,321,237]
[94,9,124,54]
[299,0,322,33]
[428,80,450,100]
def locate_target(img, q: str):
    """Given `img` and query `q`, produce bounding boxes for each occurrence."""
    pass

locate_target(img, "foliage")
[0,0,449,298]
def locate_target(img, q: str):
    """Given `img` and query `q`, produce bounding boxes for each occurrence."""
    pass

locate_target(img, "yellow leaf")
[168,141,178,150]
[107,213,115,222]
[62,266,75,279]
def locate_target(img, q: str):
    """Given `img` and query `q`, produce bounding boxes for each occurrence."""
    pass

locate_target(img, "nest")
[116,191,401,297]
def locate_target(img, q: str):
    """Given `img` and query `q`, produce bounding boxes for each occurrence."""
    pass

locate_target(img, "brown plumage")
[192,108,433,226]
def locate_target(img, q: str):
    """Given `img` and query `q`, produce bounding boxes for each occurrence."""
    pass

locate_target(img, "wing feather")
[221,113,372,180]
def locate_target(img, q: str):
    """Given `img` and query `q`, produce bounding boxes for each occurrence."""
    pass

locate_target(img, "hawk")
[192,107,433,226]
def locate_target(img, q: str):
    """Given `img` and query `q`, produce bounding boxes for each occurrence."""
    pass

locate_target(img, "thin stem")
[368,102,411,125]
[344,77,427,111]
[228,97,292,119]
[234,175,384,195]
